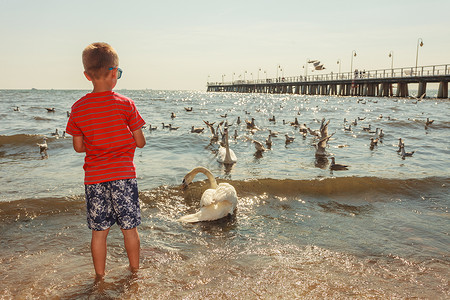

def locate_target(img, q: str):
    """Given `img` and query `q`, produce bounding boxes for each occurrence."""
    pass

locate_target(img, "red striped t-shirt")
[66,91,145,184]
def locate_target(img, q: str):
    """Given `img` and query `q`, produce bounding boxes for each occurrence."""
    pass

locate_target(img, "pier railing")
[208,64,450,86]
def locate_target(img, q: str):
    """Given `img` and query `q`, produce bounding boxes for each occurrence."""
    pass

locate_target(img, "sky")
[1,0,449,91]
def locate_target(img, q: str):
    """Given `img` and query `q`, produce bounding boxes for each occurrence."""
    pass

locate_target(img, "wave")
[0,134,60,147]
[237,176,448,195]
[1,176,448,223]
[0,134,47,146]
[387,119,450,130]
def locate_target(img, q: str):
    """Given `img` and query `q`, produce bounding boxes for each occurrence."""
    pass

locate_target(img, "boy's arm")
[132,128,146,148]
[73,135,86,153]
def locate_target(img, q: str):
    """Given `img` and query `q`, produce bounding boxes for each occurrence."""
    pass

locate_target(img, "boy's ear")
[84,71,92,82]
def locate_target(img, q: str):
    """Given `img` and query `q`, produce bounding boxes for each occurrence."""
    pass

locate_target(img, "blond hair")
[82,42,119,79]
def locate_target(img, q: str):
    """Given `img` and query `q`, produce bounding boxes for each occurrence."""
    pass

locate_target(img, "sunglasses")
[108,67,123,79]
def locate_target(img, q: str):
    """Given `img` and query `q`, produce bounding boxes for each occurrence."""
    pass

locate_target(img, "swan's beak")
[181,179,189,190]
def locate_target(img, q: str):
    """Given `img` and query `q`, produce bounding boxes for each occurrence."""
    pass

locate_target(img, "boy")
[66,42,146,278]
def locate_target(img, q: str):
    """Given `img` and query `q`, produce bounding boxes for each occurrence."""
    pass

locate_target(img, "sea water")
[0,89,449,299]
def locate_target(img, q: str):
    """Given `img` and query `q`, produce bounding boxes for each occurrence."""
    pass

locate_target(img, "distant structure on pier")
[207,64,450,98]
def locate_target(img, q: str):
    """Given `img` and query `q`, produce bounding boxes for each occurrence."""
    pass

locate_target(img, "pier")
[207,64,450,98]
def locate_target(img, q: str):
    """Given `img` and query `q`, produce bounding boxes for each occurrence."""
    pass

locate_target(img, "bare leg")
[91,228,110,277]
[121,227,140,272]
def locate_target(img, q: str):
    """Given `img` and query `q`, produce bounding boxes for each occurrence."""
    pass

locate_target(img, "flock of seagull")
[146,101,430,174]
[15,99,432,169]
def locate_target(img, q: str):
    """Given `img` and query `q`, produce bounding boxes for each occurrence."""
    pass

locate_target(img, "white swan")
[217,128,237,164]
[179,167,238,223]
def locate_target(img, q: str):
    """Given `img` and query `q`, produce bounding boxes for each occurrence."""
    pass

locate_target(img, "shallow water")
[0,89,449,299]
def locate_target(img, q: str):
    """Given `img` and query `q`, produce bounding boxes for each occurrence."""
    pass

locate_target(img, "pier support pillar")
[396,82,409,97]
[437,81,448,98]
[380,83,392,97]
[301,85,307,94]
[330,84,337,95]
[418,81,427,98]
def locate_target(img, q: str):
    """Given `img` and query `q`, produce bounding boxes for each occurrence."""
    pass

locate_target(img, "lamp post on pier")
[350,50,357,75]
[257,68,261,81]
[415,38,424,75]
[222,74,226,84]
[388,51,394,76]
[337,59,341,79]
[276,65,281,82]
[244,70,247,81]
[305,58,309,78]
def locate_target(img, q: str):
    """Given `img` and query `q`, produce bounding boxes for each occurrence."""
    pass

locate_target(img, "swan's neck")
[191,167,218,189]
[224,131,232,163]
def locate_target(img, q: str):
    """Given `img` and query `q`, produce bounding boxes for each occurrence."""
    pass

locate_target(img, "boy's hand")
[132,128,146,148]
[73,135,86,153]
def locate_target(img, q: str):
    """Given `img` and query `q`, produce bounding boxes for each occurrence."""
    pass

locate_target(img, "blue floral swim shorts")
[85,178,141,231]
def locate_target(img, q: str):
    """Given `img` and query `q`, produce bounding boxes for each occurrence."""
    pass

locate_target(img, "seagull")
[149,124,157,131]
[319,119,330,139]
[13,106,20,111]
[370,137,379,149]
[233,129,238,140]
[265,134,272,148]
[400,145,415,159]
[51,129,60,137]
[269,130,278,137]
[220,113,227,118]
[245,118,259,130]
[46,107,55,112]
[344,124,352,131]
[191,126,204,133]
[290,117,300,127]
[203,120,215,127]
[418,93,426,101]
[37,137,48,158]
[299,123,308,134]
[253,140,266,152]
[169,124,180,130]
[313,64,326,71]
[184,107,193,112]
[397,138,403,152]
[161,122,170,129]
[315,133,334,157]
[425,117,434,126]
[236,116,241,125]
[307,127,320,137]
[171,112,176,119]
[269,115,276,122]
[375,128,384,138]
[203,120,217,138]
[330,157,349,171]
[362,124,371,132]
[285,134,295,143]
